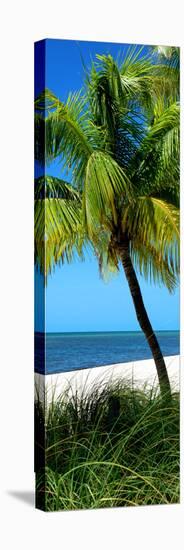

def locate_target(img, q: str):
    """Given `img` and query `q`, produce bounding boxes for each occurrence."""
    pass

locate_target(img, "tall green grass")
[35,381,180,511]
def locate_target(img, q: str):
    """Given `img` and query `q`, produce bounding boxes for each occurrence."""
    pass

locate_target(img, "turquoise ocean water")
[35,330,180,374]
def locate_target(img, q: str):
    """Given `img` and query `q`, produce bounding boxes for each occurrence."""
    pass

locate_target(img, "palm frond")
[34,113,45,164]
[130,239,178,292]
[152,46,180,70]
[119,46,179,115]
[35,89,93,184]
[47,93,93,184]
[83,151,132,235]
[122,197,180,277]
[34,176,84,275]
[120,50,157,108]
[35,88,63,113]
[85,53,145,159]
[130,100,179,200]
[34,175,80,199]
[146,101,179,144]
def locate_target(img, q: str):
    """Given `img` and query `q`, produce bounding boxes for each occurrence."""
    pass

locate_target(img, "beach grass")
[35,380,180,511]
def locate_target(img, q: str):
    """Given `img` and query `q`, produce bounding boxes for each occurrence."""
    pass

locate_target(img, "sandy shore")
[35,355,180,403]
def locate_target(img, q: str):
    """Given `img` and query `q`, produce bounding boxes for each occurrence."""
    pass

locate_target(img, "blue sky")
[35,39,179,333]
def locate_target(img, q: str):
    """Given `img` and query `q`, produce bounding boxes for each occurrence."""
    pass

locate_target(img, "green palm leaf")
[131,239,178,292]
[34,176,83,274]
[122,197,179,278]
[83,151,132,235]
[35,89,92,183]
[129,100,179,203]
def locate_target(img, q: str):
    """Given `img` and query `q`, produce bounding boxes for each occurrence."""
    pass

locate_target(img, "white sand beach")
[35,355,180,404]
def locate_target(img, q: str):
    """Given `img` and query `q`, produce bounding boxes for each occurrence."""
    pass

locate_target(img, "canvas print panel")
[34,39,180,511]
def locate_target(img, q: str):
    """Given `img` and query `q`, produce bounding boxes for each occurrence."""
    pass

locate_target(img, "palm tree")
[35,47,180,396]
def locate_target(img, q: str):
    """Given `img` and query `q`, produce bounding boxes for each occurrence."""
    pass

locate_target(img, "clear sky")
[35,39,179,333]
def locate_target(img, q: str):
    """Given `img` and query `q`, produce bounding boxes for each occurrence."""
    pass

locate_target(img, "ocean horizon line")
[35,329,179,335]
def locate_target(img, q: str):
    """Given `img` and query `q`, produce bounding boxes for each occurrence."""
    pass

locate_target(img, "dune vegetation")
[35,380,179,511]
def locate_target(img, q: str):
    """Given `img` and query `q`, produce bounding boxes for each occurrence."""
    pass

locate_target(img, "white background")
[0,1,183,548]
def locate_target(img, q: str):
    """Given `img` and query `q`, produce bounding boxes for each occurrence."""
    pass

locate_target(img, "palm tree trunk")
[119,236,171,397]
